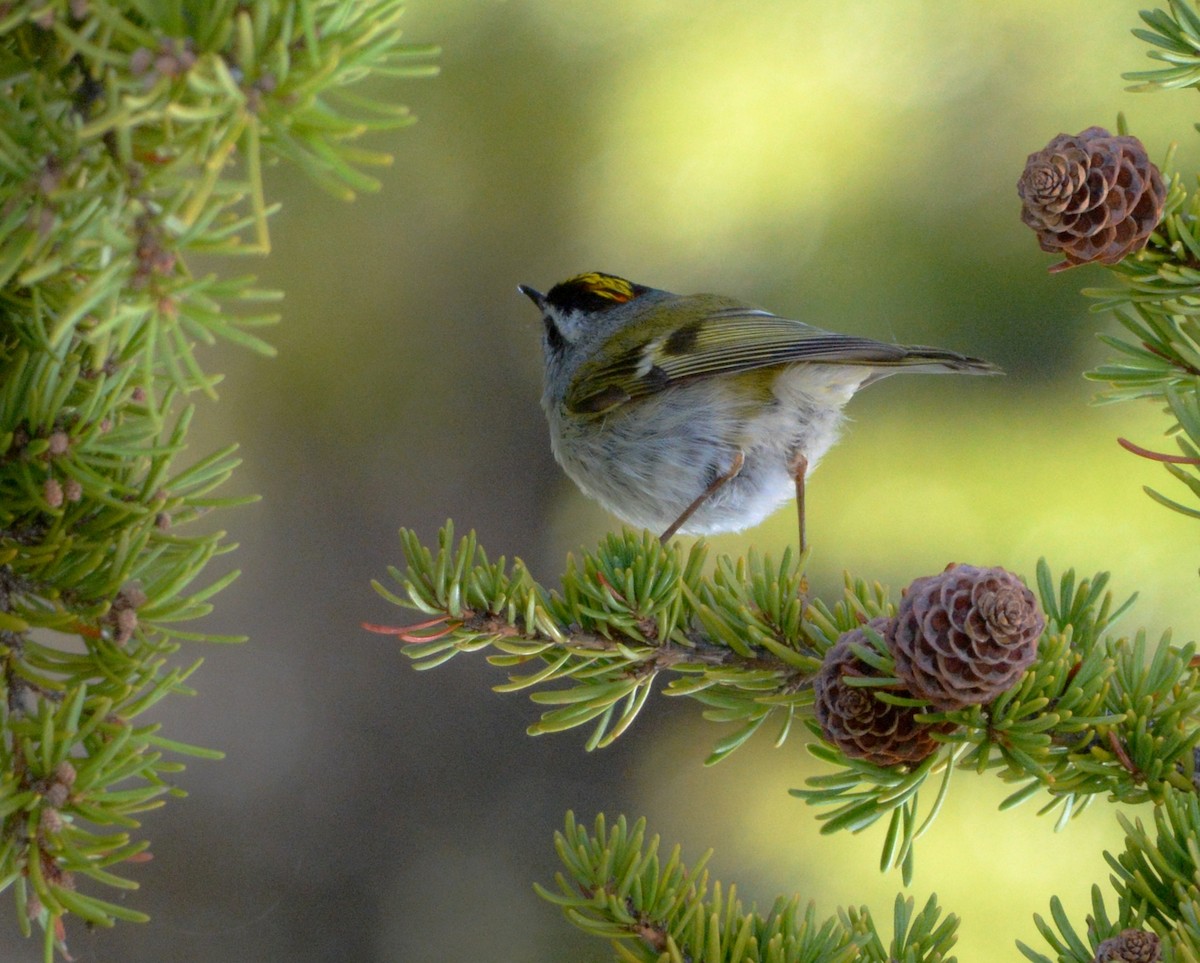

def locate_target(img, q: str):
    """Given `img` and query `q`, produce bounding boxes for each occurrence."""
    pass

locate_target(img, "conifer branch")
[372,525,1200,889]
[1080,25,1200,519]
[536,812,958,963]
[1018,787,1200,960]
[0,2,434,957]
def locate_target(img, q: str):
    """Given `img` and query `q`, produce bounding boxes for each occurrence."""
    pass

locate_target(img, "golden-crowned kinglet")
[519,272,1000,547]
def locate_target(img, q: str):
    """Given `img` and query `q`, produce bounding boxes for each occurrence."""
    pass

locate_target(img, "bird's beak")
[517,284,545,308]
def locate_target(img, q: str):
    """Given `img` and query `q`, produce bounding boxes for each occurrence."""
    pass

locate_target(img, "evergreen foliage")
[1086,4,1200,521]
[0,2,433,958]
[535,812,957,963]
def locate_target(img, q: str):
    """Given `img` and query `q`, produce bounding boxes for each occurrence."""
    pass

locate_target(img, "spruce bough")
[0,2,433,958]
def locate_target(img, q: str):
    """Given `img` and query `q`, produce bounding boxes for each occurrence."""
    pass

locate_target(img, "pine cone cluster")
[1094,928,1161,963]
[813,619,953,767]
[813,565,1045,766]
[1018,126,1165,273]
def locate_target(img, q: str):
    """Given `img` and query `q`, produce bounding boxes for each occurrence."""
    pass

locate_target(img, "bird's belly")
[546,370,860,534]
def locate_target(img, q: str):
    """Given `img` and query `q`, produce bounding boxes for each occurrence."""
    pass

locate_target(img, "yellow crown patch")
[567,272,637,303]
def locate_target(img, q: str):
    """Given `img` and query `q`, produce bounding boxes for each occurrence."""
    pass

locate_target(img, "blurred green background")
[12,1,1200,960]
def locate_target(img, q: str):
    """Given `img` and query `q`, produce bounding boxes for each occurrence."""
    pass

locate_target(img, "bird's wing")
[565,297,909,415]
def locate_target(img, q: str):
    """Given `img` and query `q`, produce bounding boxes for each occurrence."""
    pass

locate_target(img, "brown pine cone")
[1018,126,1165,273]
[1094,928,1161,963]
[890,564,1045,710]
[813,618,955,767]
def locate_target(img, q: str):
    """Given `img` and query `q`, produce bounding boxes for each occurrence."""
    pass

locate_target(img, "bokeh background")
[9,1,1200,961]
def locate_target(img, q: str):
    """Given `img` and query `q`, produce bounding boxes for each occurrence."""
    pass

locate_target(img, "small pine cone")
[814,618,955,767]
[1094,928,1161,963]
[43,477,63,509]
[1018,126,1165,273]
[53,761,76,788]
[891,564,1045,710]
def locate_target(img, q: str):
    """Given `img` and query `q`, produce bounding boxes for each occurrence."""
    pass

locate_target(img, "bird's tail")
[874,345,1002,378]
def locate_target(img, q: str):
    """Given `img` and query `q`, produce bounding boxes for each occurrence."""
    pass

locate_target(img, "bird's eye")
[543,314,567,353]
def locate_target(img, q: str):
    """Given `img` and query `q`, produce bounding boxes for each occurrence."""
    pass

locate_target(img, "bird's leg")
[659,450,746,543]
[790,451,808,554]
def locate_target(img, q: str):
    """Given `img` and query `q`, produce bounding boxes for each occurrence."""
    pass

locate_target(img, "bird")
[520,272,1000,550]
